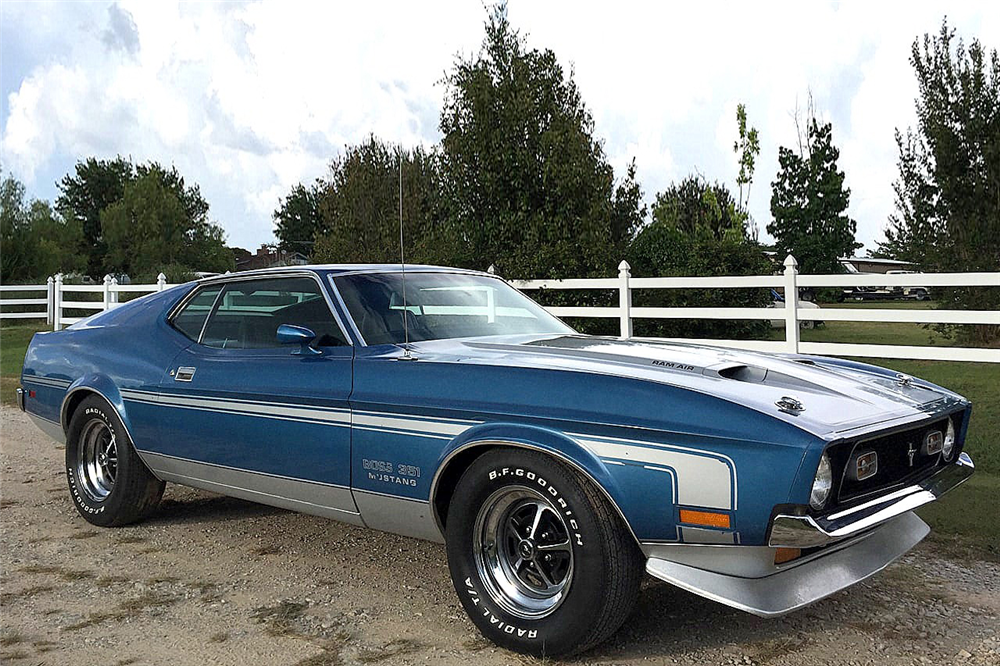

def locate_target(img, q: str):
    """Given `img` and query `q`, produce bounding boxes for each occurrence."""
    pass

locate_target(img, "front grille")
[832,415,961,504]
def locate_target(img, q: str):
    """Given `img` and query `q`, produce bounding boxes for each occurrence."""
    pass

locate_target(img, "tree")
[56,156,133,276]
[310,137,443,264]
[768,117,860,274]
[628,177,772,340]
[649,175,743,240]
[2,170,85,282]
[1,170,34,282]
[29,199,86,279]
[874,129,940,263]
[57,158,232,278]
[733,103,761,240]
[437,3,643,279]
[274,182,323,256]
[876,20,998,341]
[100,164,232,278]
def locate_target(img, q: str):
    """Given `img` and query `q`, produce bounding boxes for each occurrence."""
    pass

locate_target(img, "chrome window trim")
[196,285,226,344]
[326,275,368,346]
[168,270,354,348]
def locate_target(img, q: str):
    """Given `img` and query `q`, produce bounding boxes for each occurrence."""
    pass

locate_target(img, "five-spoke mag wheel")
[77,418,118,502]
[474,487,574,618]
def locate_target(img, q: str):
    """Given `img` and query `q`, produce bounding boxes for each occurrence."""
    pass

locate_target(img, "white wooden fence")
[0,273,174,330]
[509,255,1000,364]
[2,258,998,363]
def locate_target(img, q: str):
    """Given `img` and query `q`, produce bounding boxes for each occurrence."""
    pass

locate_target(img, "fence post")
[103,275,112,311]
[46,276,54,326]
[783,255,800,353]
[53,274,63,331]
[618,260,633,340]
[157,273,167,291]
[110,277,119,307]
[487,264,496,275]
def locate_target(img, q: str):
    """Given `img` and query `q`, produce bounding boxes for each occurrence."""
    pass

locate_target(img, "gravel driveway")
[2,406,998,665]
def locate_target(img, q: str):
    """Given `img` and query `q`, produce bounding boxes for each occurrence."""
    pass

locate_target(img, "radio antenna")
[399,150,412,359]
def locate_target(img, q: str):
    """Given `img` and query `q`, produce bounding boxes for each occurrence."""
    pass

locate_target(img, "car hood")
[408,334,965,439]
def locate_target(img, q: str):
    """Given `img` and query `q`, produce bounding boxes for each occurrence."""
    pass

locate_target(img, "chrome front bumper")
[646,510,929,617]
[769,452,974,548]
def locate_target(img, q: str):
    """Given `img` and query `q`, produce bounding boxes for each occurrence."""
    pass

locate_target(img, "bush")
[626,224,772,340]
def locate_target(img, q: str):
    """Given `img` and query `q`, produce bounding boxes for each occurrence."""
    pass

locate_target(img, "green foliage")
[310,137,444,264]
[650,175,743,241]
[56,156,133,276]
[768,118,860,274]
[733,103,761,236]
[1,170,85,283]
[628,176,772,340]
[56,158,231,278]
[876,20,999,343]
[437,3,644,279]
[100,164,233,277]
[273,182,323,255]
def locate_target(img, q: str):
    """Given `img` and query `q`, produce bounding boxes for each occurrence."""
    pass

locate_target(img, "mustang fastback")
[16,265,974,656]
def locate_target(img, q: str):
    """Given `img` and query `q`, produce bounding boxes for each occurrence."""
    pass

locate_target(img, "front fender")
[431,422,640,544]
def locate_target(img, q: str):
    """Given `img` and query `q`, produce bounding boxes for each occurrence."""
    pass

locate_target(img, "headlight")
[942,418,956,460]
[809,452,833,510]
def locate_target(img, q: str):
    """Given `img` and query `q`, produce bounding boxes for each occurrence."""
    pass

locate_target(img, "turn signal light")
[679,509,731,529]
[774,547,802,564]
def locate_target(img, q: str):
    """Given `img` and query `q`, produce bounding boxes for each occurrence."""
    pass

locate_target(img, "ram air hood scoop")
[452,334,960,437]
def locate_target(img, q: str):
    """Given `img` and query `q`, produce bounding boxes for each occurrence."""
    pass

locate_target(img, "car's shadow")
[144,492,287,526]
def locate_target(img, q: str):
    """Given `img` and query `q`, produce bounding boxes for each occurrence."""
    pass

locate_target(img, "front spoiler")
[646,511,928,617]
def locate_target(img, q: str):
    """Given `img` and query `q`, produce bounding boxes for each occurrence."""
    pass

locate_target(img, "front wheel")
[65,395,165,527]
[445,448,642,657]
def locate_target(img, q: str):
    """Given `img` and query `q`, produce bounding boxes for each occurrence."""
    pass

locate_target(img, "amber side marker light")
[774,547,802,564]
[678,509,731,529]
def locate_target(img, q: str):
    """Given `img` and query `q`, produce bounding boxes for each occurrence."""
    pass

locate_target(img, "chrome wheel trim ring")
[77,418,117,502]
[473,485,574,619]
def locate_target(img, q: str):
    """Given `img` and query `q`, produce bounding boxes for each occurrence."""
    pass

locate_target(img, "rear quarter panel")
[20,286,194,449]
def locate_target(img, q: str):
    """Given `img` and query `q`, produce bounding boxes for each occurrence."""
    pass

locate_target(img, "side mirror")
[276,324,320,355]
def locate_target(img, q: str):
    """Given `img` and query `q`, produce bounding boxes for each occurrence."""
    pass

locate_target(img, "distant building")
[838,256,918,274]
[236,245,310,272]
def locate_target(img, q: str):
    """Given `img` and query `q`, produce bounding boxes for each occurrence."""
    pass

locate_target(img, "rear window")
[171,285,222,342]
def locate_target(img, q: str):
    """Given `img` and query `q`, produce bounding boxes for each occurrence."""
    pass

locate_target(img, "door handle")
[173,367,197,382]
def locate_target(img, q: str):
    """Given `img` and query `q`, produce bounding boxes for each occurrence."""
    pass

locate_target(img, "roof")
[202,263,493,282]
[839,256,916,266]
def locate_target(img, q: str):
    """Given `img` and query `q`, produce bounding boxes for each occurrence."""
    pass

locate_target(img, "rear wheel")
[445,448,642,657]
[65,395,164,527]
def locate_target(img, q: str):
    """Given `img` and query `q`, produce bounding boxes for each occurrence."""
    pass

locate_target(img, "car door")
[147,273,359,522]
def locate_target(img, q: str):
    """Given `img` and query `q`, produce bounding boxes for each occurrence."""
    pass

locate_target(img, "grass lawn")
[0,323,44,406]
[1,316,997,558]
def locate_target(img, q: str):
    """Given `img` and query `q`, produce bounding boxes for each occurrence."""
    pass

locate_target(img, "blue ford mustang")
[17,265,974,656]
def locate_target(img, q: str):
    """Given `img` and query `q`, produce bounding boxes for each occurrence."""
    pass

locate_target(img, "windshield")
[333,272,574,345]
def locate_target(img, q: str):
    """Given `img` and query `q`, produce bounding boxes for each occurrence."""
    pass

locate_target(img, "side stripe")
[119,389,739,510]
[573,434,737,511]
[22,376,71,388]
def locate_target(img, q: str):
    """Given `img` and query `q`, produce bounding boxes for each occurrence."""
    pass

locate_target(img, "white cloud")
[2,0,998,253]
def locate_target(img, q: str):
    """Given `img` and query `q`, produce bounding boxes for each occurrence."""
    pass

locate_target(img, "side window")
[200,277,348,350]
[171,285,223,342]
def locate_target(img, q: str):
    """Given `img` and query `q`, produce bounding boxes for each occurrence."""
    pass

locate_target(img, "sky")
[1,1,997,257]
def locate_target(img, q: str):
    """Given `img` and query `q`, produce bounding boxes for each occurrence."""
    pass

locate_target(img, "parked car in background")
[17,265,974,656]
[886,270,931,301]
[768,289,823,329]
